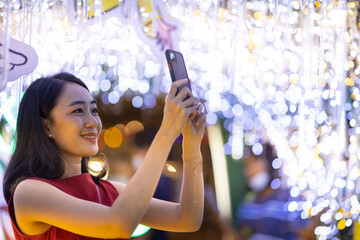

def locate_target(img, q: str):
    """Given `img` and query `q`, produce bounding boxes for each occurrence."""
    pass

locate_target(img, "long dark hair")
[3,72,107,202]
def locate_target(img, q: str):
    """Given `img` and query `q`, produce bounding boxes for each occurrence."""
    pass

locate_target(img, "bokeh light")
[104,127,123,148]
[1,1,360,238]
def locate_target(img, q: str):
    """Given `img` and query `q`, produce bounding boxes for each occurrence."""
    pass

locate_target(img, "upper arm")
[110,180,181,231]
[13,179,130,238]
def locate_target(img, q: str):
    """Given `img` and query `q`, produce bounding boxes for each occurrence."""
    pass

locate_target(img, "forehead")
[57,82,94,105]
[243,154,265,166]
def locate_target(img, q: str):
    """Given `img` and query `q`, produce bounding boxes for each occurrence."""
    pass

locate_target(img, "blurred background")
[2,0,360,239]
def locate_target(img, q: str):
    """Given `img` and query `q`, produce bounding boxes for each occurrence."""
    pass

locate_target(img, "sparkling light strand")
[1,1,360,238]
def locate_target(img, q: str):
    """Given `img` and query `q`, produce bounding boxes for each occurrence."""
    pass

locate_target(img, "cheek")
[52,119,79,139]
[244,167,254,179]
[97,118,102,131]
[245,163,261,178]
[55,126,76,144]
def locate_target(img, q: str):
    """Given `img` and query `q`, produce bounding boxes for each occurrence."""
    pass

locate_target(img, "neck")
[257,185,274,200]
[62,156,83,178]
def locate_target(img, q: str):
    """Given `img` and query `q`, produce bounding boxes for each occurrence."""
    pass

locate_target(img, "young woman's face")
[47,82,102,159]
[243,154,267,179]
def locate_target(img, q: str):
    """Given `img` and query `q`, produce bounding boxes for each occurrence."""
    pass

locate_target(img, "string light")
[1,1,360,238]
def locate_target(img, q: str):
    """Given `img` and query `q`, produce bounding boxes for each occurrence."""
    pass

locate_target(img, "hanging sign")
[0,31,38,93]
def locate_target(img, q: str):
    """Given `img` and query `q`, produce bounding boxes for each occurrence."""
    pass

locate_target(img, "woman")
[236,143,317,240]
[3,72,206,239]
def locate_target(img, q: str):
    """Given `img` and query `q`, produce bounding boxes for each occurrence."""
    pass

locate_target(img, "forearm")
[111,129,175,234]
[178,152,204,231]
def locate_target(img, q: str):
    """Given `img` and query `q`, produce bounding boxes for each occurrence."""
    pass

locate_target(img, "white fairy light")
[1,1,360,238]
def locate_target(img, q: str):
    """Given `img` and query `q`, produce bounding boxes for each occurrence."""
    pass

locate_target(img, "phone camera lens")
[170,52,175,60]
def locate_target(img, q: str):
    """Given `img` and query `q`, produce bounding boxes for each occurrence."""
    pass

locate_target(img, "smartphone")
[165,49,192,94]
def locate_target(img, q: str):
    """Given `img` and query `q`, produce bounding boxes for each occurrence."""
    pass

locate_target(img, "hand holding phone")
[165,49,192,95]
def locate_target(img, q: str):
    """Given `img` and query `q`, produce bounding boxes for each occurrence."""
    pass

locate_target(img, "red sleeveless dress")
[8,173,129,240]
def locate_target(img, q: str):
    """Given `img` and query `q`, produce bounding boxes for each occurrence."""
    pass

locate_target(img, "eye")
[73,108,83,113]
[92,108,98,114]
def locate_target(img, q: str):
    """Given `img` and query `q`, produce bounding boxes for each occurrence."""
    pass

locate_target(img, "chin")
[81,147,99,157]
[88,148,99,156]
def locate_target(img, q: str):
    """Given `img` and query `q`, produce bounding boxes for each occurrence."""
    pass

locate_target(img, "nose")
[85,111,97,128]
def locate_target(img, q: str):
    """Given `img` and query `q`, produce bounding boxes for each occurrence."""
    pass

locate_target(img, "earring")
[48,134,52,138]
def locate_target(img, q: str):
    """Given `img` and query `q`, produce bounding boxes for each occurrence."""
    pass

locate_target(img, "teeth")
[83,136,96,139]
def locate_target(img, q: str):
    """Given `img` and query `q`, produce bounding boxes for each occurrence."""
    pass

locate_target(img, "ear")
[41,118,52,137]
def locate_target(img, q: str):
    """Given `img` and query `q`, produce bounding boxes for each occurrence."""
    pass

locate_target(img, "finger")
[167,85,178,100]
[168,79,189,100]
[193,98,200,110]
[195,102,204,114]
[174,86,193,103]
[172,78,189,88]
[181,96,196,108]
[195,112,206,126]
[186,106,197,119]
[180,94,197,120]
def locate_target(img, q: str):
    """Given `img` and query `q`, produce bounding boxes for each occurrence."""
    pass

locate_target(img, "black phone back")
[165,49,191,92]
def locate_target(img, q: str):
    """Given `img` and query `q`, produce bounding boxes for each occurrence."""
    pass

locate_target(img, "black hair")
[244,142,278,181]
[134,126,159,148]
[3,72,107,202]
[133,125,174,160]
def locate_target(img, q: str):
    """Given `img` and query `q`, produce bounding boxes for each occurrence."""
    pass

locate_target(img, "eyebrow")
[68,100,97,107]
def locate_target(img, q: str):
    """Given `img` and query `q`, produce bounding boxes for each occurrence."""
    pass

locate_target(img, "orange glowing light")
[104,127,123,148]
[126,120,145,135]
[115,124,130,136]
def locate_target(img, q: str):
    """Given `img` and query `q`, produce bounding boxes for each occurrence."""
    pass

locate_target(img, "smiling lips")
[81,133,97,143]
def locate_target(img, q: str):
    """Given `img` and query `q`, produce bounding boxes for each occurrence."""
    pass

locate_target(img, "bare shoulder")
[13,179,59,234]
[16,178,50,188]
[15,179,51,198]
[14,179,59,208]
